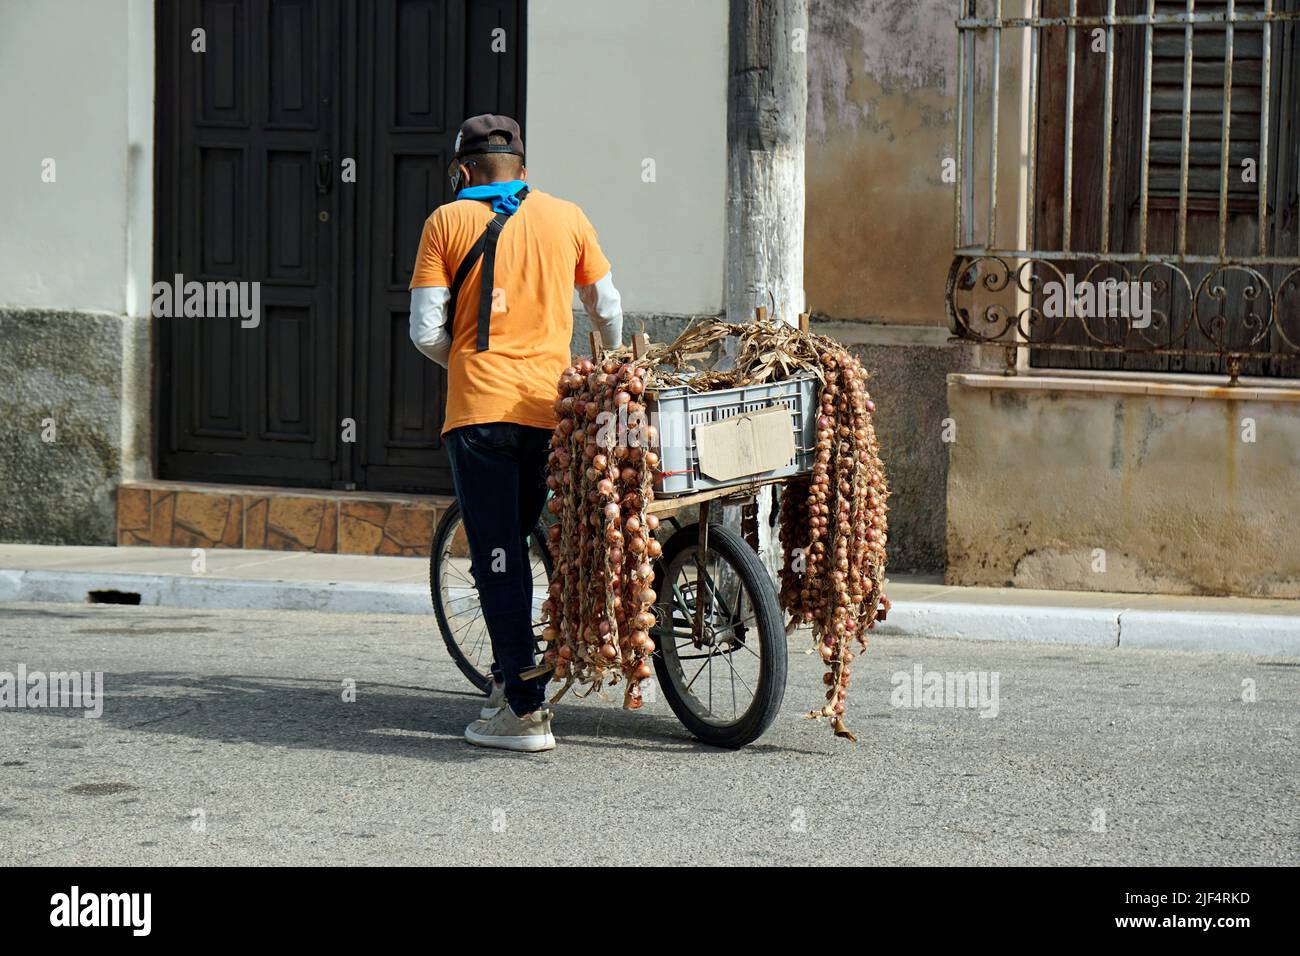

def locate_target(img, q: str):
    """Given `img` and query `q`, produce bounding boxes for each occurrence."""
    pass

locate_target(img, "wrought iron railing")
[946,0,1300,382]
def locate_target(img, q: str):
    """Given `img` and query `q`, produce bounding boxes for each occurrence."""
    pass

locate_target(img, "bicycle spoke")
[708,638,713,713]
[671,580,693,623]
[457,605,484,627]
[695,556,736,627]
[650,530,775,730]
[433,519,548,689]
[444,558,475,589]
[731,586,747,628]
[453,616,489,659]
[683,645,719,694]
[715,580,756,718]
[444,566,489,667]
[449,609,482,637]
[728,647,736,718]
[719,641,754,698]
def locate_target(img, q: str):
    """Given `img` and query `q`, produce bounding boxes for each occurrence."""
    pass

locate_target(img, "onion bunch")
[778,348,890,740]
[541,356,661,709]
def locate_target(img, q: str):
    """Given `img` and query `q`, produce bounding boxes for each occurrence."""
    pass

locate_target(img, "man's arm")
[410,286,452,367]
[408,209,453,366]
[577,271,624,348]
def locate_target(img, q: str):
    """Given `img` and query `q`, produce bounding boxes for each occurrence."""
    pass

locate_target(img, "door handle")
[316,150,333,195]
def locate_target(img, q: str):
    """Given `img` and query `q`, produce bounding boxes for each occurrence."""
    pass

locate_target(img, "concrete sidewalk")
[0,544,432,615]
[0,543,1296,654]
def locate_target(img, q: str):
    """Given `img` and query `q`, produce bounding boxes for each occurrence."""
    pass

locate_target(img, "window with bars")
[1148,0,1265,203]
[947,0,1300,382]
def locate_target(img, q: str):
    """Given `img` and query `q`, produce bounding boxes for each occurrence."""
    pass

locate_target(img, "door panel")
[158,0,339,485]
[155,0,527,491]
[356,0,525,493]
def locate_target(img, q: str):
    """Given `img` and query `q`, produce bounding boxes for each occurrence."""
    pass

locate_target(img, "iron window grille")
[946,0,1300,383]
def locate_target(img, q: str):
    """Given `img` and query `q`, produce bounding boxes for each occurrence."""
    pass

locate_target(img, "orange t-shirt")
[409,189,611,435]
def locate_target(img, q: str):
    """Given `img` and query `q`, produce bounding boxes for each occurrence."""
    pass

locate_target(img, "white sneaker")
[464,706,556,753]
[481,680,506,720]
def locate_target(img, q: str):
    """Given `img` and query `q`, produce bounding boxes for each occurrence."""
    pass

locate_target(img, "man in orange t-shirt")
[409,114,623,752]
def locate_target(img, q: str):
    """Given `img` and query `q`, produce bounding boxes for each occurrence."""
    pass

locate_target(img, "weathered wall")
[528,0,728,317]
[947,375,1300,597]
[803,0,1032,572]
[804,0,969,571]
[805,0,958,324]
[0,0,154,544]
[0,312,128,544]
[843,330,972,573]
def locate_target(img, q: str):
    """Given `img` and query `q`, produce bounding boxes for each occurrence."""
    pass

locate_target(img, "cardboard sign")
[694,405,795,482]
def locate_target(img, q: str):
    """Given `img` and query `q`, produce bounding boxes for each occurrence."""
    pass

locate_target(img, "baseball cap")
[453,114,525,160]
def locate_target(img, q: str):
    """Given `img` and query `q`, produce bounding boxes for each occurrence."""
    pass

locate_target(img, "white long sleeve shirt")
[410,271,624,369]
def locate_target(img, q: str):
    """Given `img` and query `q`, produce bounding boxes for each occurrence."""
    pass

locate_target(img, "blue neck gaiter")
[457,180,530,215]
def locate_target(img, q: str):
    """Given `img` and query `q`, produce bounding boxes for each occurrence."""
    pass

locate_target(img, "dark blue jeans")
[445,422,552,716]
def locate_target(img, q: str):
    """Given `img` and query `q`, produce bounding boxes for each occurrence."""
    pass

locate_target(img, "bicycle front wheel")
[651,522,787,749]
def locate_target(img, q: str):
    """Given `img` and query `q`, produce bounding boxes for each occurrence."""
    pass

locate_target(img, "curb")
[1117,609,1299,655]
[876,601,1300,656]
[2,568,1296,655]
[0,569,430,616]
[875,602,1119,648]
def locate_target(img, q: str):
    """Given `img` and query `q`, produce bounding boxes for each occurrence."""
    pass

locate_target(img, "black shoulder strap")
[447,188,529,352]
[447,217,501,323]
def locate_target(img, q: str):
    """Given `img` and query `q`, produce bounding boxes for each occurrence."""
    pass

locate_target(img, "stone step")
[116,480,454,556]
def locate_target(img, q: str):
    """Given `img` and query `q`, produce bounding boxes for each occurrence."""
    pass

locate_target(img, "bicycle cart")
[429,477,790,749]
[430,328,818,749]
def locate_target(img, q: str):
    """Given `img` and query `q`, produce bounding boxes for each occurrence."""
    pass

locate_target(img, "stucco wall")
[806,0,1029,325]
[0,0,153,544]
[527,0,728,317]
[0,0,153,315]
[0,311,133,544]
[805,0,957,324]
[947,375,1300,597]
[802,0,1031,572]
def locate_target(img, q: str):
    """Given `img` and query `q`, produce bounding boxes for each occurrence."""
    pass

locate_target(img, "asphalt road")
[1,601,1296,866]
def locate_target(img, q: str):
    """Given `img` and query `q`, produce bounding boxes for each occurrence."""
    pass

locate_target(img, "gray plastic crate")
[646,372,819,496]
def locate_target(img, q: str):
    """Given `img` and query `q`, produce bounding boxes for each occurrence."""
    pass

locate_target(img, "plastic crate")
[646,372,819,496]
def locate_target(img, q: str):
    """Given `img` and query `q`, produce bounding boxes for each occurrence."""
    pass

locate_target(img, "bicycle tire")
[651,523,787,748]
[429,501,553,694]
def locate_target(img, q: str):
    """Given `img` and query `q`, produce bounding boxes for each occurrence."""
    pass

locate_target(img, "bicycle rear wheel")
[429,501,553,693]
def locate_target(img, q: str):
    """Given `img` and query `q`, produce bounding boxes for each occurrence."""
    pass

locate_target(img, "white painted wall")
[0,0,153,317]
[527,0,728,315]
[3,0,724,320]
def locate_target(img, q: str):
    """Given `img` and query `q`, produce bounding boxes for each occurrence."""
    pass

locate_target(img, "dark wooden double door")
[155,0,525,491]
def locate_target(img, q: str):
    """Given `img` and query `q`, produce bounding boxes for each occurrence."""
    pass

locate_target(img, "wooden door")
[156,0,342,486]
[354,0,526,493]
[155,0,528,491]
